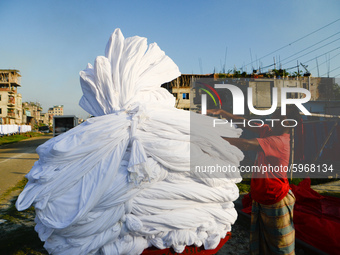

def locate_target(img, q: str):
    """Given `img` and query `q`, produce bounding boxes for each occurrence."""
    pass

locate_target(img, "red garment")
[250,124,290,205]
[243,178,340,255]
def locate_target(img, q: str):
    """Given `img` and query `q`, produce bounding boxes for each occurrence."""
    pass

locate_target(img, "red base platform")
[142,232,231,255]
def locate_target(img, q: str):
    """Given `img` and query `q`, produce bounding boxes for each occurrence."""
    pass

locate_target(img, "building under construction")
[162,74,213,110]
[0,70,22,124]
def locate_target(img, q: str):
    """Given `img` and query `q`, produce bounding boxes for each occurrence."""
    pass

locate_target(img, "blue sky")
[1,0,339,118]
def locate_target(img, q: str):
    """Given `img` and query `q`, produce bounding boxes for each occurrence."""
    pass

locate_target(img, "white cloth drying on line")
[0,125,31,135]
[16,28,243,255]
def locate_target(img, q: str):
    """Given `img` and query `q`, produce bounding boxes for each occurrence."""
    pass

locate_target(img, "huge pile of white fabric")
[16,29,243,255]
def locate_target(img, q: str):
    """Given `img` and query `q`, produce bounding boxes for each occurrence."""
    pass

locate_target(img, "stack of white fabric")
[16,29,243,255]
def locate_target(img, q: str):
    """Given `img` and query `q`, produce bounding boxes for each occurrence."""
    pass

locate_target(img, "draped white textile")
[16,29,243,255]
[0,125,31,135]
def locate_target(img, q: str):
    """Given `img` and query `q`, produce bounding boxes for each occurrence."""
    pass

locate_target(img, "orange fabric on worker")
[251,124,291,205]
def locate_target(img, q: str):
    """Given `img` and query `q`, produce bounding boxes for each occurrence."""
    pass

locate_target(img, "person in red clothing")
[207,105,301,255]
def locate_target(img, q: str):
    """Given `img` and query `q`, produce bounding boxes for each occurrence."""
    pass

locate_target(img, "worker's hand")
[206,109,224,116]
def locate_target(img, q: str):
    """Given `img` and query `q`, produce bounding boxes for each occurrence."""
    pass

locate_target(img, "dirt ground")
[216,220,250,255]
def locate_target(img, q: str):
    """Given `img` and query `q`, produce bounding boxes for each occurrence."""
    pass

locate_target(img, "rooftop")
[0,69,21,76]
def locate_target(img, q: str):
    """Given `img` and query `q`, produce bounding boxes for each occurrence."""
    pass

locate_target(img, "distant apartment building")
[48,105,64,116]
[23,102,42,127]
[40,112,52,126]
[0,69,23,124]
[22,102,53,127]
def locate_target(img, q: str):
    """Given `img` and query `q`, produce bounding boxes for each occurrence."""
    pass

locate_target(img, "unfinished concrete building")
[162,74,213,110]
[0,70,23,124]
[22,102,43,126]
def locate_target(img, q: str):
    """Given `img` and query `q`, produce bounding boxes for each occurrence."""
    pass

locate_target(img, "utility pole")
[198,58,203,74]
[249,48,254,71]
[224,46,228,74]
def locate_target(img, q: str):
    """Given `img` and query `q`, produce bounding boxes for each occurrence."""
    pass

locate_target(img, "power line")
[262,46,340,72]
[262,47,340,74]
[321,65,340,77]
[281,37,340,66]
[303,47,340,64]
[280,32,340,64]
[285,65,299,70]
[310,52,340,71]
[243,18,340,68]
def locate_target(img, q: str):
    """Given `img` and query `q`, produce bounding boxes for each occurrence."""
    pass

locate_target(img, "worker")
[207,105,301,255]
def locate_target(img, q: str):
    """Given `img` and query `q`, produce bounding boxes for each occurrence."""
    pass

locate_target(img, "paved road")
[0,134,52,196]
[311,180,340,193]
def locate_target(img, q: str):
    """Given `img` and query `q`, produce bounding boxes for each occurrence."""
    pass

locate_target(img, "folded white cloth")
[16,28,243,255]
